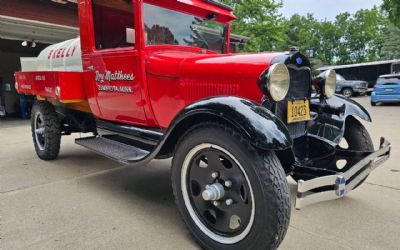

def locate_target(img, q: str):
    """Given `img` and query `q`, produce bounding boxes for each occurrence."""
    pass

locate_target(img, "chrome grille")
[275,66,311,138]
[286,67,311,98]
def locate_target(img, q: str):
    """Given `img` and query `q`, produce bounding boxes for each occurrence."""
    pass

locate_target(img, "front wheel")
[31,101,61,160]
[341,88,354,97]
[171,123,290,250]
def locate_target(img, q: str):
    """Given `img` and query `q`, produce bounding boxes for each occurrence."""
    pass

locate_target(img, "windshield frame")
[141,1,230,54]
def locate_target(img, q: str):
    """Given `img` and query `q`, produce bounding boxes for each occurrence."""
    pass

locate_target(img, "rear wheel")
[172,123,290,250]
[341,88,353,98]
[31,101,61,160]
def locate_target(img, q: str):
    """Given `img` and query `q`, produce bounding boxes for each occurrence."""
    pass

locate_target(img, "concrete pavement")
[0,96,399,249]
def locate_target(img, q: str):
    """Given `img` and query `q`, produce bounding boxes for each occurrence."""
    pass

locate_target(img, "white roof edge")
[317,59,400,71]
[380,73,400,78]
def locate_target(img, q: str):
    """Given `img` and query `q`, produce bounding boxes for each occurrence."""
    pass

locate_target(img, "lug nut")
[224,180,232,188]
[211,172,219,179]
[213,201,220,206]
[225,198,233,206]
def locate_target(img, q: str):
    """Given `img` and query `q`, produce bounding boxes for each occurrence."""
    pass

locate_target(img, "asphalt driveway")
[0,96,399,249]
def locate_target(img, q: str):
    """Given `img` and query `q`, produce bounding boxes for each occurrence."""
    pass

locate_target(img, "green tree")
[223,1,390,65]
[383,0,400,28]
[344,7,388,63]
[221,0,285,51]
[314,20,342,64]
[278,14,320,52]
[381,24,400,59]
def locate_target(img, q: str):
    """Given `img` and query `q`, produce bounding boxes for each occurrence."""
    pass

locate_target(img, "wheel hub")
[202,183,225,201]
[181,144,255,244]
[34,112,46,150]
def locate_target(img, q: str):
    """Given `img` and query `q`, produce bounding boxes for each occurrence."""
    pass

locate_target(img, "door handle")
[87,65,94,71]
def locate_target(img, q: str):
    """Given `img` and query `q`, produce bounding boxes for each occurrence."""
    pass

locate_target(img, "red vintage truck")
[15,0,391,249]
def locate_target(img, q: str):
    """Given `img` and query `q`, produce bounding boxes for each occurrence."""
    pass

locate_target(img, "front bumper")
[295,137,391,209]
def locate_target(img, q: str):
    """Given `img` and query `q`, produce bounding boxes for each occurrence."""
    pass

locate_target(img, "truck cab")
[80,0,238,127]
[14,1,391,249]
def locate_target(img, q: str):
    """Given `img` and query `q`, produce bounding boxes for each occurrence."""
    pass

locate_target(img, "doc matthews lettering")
[95,70,135,83]
[95,70,135,93]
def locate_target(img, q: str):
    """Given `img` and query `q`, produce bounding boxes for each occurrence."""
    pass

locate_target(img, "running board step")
[75,136,150,165]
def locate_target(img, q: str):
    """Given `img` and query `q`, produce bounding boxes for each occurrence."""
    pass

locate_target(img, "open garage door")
[0,0,78,117]
[0,15,78,44]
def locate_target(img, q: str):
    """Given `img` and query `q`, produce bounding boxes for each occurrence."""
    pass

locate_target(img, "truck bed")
[15,71,86,102]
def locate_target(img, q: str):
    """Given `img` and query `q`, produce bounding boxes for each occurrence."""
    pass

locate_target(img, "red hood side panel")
[145,51,282,128]
[180,53,281,101]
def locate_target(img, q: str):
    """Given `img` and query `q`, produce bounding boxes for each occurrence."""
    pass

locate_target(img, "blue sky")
[280,0,383,20]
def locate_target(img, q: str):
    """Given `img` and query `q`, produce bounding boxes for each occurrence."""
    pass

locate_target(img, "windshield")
[143,3,227,53]
[336,74,345,81]
[377,76,400,85]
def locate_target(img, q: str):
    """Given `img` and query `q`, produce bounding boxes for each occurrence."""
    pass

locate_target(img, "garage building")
[0,0,78,117]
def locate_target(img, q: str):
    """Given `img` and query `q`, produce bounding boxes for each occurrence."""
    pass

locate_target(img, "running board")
[75,136,150,165]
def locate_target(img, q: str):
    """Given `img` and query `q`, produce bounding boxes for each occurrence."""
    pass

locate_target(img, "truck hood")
[145,50,283,79]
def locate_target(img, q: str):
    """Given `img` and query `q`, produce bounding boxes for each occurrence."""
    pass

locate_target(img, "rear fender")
[157,96,292,158]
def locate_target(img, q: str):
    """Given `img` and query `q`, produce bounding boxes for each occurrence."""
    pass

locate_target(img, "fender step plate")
[76,136,150,165]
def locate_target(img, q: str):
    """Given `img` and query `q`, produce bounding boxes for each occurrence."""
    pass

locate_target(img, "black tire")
[371,101,377,106]
[171,123,290,250]
[341,88,354,98]
[31,101,61,160]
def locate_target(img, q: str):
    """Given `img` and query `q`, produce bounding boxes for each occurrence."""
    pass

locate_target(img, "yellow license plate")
[287,99,311,123]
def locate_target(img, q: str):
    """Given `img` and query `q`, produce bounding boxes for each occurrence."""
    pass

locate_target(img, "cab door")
[88,0,146,125]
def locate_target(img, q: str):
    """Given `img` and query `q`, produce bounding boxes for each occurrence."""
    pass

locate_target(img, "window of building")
[92,0,135,50]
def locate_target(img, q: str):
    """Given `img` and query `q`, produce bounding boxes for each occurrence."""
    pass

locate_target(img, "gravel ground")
[0,96,399,250]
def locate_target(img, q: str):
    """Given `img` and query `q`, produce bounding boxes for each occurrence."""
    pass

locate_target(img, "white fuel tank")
[20,38,83,72]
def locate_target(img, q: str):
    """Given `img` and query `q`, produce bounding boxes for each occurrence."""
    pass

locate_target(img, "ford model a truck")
[15,0,391,249]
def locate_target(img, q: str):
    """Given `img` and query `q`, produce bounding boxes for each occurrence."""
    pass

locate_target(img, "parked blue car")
[371,74,400,106]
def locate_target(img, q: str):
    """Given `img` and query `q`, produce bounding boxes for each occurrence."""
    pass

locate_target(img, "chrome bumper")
[295,137,391,209]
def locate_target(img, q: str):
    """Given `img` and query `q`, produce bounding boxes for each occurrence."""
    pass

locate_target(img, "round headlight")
[324,69,336,97]
[267,63,290,101]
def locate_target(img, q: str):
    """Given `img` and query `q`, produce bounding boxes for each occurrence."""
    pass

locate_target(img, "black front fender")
[328,94,371,122]
[308,94,371,145]
[159,97,292,156]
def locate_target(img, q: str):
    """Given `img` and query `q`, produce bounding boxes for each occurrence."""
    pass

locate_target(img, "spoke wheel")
[31,101,61,160]
[182,144,255,243]
[172,123,290,250]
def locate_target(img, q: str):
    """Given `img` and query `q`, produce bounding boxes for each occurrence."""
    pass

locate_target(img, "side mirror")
[126,28,135,44]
